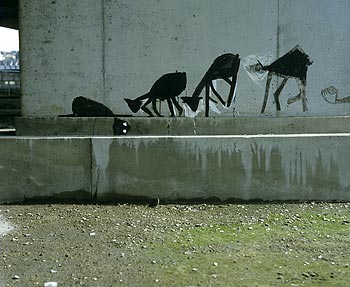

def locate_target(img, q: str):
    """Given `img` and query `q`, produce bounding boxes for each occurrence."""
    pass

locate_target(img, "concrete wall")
[19,0,350,118]
[0,137,91,202]
[95,135,350,202]
[1,134,350,203]
[278,0,350,117]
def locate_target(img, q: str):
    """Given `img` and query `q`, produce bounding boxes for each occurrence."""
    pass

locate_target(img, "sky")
[0,27,19,52]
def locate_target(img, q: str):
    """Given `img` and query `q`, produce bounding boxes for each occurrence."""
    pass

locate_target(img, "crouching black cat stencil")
[124,72,187,117]
[258,45,313,113]
[60,96,130,135]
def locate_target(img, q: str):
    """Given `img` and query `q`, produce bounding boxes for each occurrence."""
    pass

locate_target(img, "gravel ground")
[1,202,350,286]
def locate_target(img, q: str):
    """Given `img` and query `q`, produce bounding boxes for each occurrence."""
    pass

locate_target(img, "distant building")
[0,51,19,70]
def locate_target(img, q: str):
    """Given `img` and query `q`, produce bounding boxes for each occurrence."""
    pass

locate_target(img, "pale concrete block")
[18,0,350,118]
[0,137,91,203]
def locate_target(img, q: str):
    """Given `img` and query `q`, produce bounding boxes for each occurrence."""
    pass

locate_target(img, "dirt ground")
[1,202,350,286]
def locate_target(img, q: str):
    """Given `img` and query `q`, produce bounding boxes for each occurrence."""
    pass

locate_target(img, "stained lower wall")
[0,137,91,202]
[1,135,350,203]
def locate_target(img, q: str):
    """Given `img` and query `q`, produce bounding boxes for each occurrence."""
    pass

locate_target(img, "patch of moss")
[145,209,350,286]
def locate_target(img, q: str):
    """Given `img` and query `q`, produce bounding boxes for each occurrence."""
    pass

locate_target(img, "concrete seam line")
[2,133,350,140]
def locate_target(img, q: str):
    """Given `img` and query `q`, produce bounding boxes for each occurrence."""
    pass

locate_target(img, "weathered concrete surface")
[278,0,350,117]
[16,117,117,136]
[92,135,350,202]
[19,0,350,117]
[19,0,277,117]
[16,116,350,136]
[0,137,91,203]
[1,135,350,203]
[20,0,104,117]
[104,0,277,117]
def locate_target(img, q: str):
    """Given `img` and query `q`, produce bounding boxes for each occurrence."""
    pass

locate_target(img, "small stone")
[213,262,218,267]
[192,268,198,272]
[12,275,19,280]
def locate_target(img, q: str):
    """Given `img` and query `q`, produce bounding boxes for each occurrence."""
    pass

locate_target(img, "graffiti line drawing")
[257,45,312,113]
[242,52,273,85]
[59,96,131,135]
[182,53,240,117]
[321,86,350,104]
[124,72,187,117]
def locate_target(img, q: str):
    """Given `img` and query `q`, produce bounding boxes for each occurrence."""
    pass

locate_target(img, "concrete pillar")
[20,0,104,116]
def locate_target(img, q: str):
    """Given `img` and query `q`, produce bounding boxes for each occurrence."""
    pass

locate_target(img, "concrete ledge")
[1,134,350,203]
[16,116,350,136]
[16,117,117,136]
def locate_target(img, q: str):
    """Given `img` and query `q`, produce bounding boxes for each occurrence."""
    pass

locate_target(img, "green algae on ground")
[144,205,350,286]
[1,203,350,286]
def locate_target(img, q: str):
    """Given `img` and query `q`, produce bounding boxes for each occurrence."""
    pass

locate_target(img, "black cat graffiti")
[72,96,115,117]
[258,45,313,113]
[124,72,187,117]
[60,96,131,135]
[181,53,240,117]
